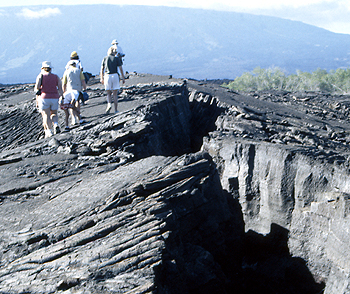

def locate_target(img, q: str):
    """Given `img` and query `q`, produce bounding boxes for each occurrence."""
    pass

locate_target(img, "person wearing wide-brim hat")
[65,51,83,71]
[34,61,63,138]
[61,60,87,130]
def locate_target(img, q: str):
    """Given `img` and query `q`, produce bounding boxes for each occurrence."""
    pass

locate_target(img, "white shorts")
[62,90,80,104]
[39,98,59,112]
[60,90,80,110]
[104,73,120,91]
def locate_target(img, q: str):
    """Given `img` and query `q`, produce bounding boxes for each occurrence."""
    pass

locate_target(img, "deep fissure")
[0,80,334,293]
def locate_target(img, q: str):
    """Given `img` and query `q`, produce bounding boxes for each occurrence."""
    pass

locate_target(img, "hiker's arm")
[119,66,125,84]
[100,66,105,84]
[34,74,41,93]
[62,74,67,93]
[82,79,87,91]
[57,76,64,97]
[100,59,105,84]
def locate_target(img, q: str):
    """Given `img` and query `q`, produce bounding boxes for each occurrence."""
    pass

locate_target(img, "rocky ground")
[1,73,350,293]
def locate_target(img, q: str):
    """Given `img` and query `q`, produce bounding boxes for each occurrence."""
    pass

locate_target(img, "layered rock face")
[200,88,350,294]
[0,75,347,293]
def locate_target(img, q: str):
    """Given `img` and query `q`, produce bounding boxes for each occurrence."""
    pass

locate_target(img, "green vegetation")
[222,67,350,93]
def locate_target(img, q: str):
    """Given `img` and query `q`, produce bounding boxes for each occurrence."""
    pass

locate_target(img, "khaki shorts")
[38,98,59,112]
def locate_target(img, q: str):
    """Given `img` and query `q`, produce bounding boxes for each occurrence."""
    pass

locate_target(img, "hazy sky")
[1,0,350,34]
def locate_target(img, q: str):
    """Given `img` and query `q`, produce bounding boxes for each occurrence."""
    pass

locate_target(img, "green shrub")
[223,67,350,93]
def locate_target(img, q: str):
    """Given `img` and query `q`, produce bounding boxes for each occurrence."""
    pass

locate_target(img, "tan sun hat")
[70,51,78,58]
[41,61,52,69]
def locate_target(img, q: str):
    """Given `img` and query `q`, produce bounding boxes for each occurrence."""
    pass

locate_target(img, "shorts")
[104,73,120,91]
[38,98,59,112]
[60,90,80,110]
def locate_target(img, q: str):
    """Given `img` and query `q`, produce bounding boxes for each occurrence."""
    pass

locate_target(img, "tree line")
[222,67,350,93]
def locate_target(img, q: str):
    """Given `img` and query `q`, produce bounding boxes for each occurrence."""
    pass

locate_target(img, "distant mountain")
[1,4,350,84]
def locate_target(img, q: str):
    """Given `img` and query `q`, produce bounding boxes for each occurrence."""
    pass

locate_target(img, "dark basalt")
[2,73,349,293]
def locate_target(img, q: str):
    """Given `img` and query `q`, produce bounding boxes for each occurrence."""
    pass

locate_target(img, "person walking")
[100,47,125,114]
[65,51,90,103]
[61,60,87,129]
[65,51,83,71]
[34,61,63,138]
[60,90,83,131]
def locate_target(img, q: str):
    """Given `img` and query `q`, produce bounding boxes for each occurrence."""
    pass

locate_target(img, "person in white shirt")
[61,60,87,129]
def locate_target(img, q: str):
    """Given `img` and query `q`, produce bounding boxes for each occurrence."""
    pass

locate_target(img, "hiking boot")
[53,124,61,135]
[106,103,112,114]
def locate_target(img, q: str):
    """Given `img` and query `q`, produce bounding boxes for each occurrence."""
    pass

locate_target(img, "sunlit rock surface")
[2,74,350,293]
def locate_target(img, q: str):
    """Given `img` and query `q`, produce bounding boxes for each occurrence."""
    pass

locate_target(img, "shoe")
[64,126,70,132]
[53,124,61,135]
[45,129,53,138]
[115,110,119,114]
[106,103,112,113]
[79,119,86,124]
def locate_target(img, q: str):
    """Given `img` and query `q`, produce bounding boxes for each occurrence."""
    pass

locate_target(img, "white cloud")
[17,8,61,19]
[323,22,350,35]
[1,0,350,34]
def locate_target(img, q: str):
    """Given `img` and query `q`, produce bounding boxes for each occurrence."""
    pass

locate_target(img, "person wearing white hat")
[34,61,63,138]
[111,39,125,60]
[100,47,125,114]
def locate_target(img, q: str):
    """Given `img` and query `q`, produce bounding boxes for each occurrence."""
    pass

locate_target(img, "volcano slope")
[0,73,349,293]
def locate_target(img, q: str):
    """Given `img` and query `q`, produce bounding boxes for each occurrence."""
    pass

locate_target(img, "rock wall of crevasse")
[203,119,350,294]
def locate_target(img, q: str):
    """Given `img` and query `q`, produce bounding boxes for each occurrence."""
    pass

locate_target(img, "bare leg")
[41,108,52,137]
[106,90,112,104]
[112,89,119,112]
[41,108,52,130]
[75,100,81,120]
[50,109,61,134]
[64,109,69,128]
[71,104,81,122]
[68,108,76,125]
[106,90,112,113]
[50,110,58,125]
[73,109,80,121]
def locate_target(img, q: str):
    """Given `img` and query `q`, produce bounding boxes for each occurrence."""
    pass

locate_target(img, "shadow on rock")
[240,223,325,294]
